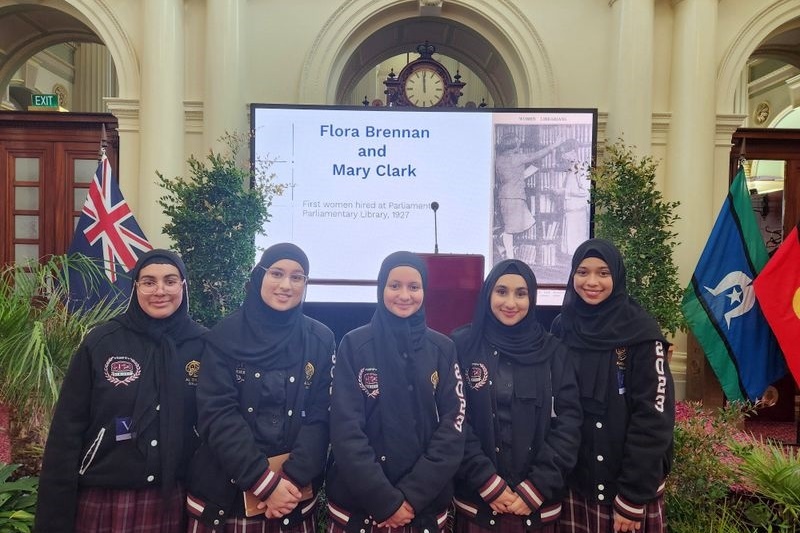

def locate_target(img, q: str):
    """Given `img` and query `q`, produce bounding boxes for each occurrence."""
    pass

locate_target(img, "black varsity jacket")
[569,340,675,523]
[326,324,466,532]
[35,321,205,533]
[451,325,582,529]
[185,316,335,529]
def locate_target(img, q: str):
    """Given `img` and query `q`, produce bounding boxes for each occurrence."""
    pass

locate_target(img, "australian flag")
[67,149,152,310]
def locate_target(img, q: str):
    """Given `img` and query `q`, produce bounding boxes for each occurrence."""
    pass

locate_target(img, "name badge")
[115,417,135,441]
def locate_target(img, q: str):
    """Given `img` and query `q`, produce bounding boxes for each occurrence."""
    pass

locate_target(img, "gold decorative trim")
[754,101,770,125]
[53,83,69,108]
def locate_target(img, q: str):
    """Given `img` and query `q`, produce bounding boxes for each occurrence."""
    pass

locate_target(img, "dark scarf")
[371,251,432,482]
[466,259,558,366]
[205,243,309,368]
[111,249,205,491]
[559,239,664,405]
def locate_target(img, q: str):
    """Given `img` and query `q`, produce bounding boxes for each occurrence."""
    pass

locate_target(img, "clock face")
[403,66,445,107]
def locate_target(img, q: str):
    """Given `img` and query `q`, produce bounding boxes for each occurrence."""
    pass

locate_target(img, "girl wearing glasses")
[326,251,466,533]
[185,243,335,533]
[553,239,674,533]
[450,260,582,533]
[36,249,207,533]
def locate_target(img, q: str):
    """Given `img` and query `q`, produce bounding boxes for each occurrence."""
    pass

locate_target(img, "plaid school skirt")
[75,485,186,533]
[557,489,665,533]
[186,514,316,533]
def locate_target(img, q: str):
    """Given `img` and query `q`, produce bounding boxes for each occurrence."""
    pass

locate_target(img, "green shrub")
[158,132,285,327]
[590,142,684,336]
[0,463,38,532]
[667,401,800,532]
[667,401,747,532]
[730,436,800,532]
[0,255,124,475]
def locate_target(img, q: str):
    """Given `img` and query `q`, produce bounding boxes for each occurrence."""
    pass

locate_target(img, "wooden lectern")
[418,253,485,336]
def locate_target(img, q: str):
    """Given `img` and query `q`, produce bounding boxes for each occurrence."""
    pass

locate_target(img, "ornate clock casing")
[384,42,465,108]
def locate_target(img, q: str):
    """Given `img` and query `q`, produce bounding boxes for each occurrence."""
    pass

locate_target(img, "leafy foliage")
[158,132,285,327]
[0,254,124,416]
[590,142,685,336]
[0,463,37,533]
[667,401,747,532]
[667,401,800,532]
[730,436,800,531]
[0,254,124,475]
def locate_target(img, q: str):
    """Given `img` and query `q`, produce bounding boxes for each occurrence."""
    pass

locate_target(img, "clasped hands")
[489,486,533,516]
[257,477,303,519]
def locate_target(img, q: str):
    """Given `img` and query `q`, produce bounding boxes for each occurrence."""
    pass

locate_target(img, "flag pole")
[738,136,747,171]
[100,123,108,160]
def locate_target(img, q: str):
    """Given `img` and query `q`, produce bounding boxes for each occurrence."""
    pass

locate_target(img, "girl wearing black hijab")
[36,249,207,533]
[326,251,466,533]
[554,239,674,533]
[450,260,582,533]
[185,243,335,533]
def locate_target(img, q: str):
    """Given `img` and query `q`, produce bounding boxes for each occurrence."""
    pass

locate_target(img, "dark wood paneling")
[0,111,119,265]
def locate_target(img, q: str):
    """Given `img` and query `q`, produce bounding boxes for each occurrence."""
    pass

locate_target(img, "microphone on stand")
[431,201,440,254]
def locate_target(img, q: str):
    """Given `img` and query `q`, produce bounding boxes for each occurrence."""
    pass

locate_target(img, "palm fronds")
[0,254,125,417]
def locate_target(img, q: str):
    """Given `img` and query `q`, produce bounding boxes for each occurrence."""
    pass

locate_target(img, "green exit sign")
[31,94,58,107]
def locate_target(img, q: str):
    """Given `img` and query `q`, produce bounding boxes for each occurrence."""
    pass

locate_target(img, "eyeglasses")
[136,278,185,295]
[261,266,308,286]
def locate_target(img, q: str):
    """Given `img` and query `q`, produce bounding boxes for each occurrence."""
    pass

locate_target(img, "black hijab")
[371,251,432,482]
[112,249,205,491]
[466,259,558,365]
[205,243,309,369]
[559,239,664,404]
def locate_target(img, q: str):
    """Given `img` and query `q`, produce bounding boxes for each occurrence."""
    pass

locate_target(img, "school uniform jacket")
[570,339,674,523]
[326,324,466,531]
[35,321,205,533]
[451,326,582,530]
[185,316,335,528]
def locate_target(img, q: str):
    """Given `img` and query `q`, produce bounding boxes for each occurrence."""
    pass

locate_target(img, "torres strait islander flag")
[67,149,152,309]
[681,168,786,402]
[754,222,800,387]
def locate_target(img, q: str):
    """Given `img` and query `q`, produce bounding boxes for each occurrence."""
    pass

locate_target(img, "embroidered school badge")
[358,367,380,398]
[185,360,200,385]
[104,356,142,386]
[431,370,439,389]
[235,363,246,383]
[304,362,315,388]
[467,362,489,390]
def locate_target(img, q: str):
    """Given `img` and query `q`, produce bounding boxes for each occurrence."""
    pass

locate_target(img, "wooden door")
[0,112,118,265]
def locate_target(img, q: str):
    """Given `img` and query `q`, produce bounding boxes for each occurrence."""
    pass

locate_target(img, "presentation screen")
[251,105,596,304]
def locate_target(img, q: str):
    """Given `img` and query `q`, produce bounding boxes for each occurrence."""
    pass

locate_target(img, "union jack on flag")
[67,149,152,309]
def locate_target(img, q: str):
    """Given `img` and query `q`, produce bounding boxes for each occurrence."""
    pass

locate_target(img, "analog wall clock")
[403,65,446,108]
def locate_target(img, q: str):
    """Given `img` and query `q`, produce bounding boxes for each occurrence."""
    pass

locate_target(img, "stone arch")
[717,0,800,113]
[300,0,555,107]
[0,0,138,99]
[64,0,139,98]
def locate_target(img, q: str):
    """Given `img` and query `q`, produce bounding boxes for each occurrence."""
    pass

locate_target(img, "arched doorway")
[301,0,555,107]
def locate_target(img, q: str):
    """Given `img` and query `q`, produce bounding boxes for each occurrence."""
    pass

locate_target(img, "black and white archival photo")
[492,114,595,286]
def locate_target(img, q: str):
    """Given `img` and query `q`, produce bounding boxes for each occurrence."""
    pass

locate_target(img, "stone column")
[204,0,246,152]
[665,0,718,280]
[664,0,718,398]
[606,0,655,156]
[139,0,185,247]
[74,43,118,112]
